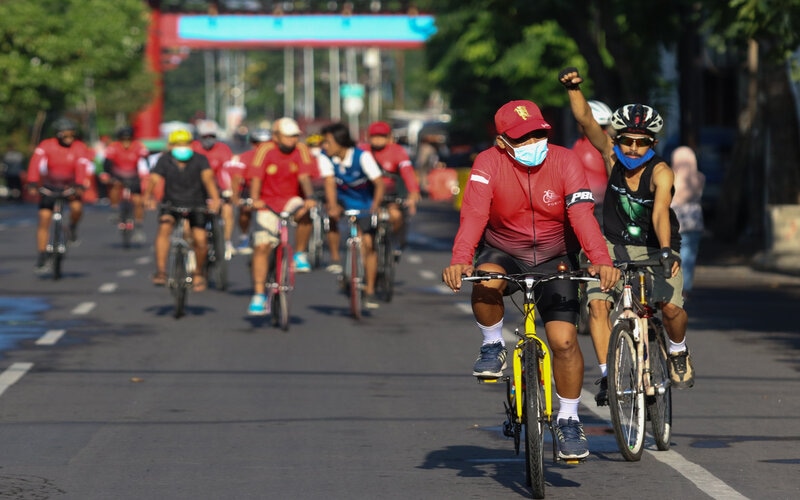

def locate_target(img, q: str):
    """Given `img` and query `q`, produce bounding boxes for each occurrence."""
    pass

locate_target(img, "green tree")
[0,0,153,148]
[702,0,800,241]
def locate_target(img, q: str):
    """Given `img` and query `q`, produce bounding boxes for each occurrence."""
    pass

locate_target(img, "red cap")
[368,121,391,136]
[494,100,551,139]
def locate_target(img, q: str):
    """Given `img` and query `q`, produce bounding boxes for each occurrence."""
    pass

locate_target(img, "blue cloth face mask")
[509,139,548,167]
[171,146,194,162]
[613,145,655,170]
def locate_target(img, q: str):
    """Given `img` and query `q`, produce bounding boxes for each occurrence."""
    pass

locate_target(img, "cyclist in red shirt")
[441,100,619,461]
[229,128,272,255]
[365,121,421,253]
[192,120,236,257]
[246,118,317,315]
[101,126,149,242]
[26,118,93,272]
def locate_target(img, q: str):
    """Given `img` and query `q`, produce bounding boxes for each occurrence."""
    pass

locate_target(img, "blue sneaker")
[472,342,507,378]
[555,418,589,460]
[236,235,252,255]
[294,252,311,273]
[247,294,269,316]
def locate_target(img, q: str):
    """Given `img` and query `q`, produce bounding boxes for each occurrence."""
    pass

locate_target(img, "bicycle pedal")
[477,377,501,384]
[563,458,584,465]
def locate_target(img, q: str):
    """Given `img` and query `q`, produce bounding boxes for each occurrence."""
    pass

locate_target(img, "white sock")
[599,363,608,377]
[556,394,580,422]
[478,320,504,346]
[669,339,687,354]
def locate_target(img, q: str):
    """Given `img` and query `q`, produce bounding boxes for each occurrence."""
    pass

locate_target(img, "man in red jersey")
[101,126,150,242]
[245,117,317,315]
[26,118,93,272]
[441,100,619,461]
[365,121,421,253]
[192,120,236,257]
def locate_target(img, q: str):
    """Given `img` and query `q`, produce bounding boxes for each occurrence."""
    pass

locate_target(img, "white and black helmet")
[587,100,613,126]
[611,104,663,135]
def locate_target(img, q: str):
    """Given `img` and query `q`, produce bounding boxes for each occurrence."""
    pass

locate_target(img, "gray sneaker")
[555,418,589,460]
[669,350,695,389]
[472,342,507,378]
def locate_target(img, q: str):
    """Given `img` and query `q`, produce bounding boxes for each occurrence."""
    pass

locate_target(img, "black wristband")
[660,247,671,259]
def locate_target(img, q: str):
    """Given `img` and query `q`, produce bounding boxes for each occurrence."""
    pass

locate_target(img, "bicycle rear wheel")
[523,341,546,498]
[349,240,362,319]
[647,319,672,450]
[607,321,645,461]
[170,246,188,319]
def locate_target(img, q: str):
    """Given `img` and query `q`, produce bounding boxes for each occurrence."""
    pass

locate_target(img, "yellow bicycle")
[462,263,597,499]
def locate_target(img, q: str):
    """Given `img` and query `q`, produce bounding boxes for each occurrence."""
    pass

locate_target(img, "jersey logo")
[566,189,595,207]
[542,189,559,205]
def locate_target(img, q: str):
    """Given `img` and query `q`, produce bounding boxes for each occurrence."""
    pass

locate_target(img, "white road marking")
[419,269,437,280]
[71,302,96,315]
[0,362,34,397]
[98,283,118,293]
[406,254,422,264]
[135,256,150,265]
[118,269,136,278]
[35,329,66,346]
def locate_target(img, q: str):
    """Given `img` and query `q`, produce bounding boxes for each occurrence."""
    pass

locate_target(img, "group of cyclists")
[442,67,695,461]
[24,115,420,312]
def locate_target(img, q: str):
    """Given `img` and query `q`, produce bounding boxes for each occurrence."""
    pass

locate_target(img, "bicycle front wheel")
[209,216,228,290]
[607,321,645,461]
[349,240,362,319]
[309,210,325,268]
[274,245,291,331]
[523,341,545,498]
[119,200,133,249]
[647,319,672,450]
[376,224,396,302]
[170,246,188,319]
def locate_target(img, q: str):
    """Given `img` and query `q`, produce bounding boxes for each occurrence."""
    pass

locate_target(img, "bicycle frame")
[343,209,365,318]
[40,187,74,280]
[265,209,296,330]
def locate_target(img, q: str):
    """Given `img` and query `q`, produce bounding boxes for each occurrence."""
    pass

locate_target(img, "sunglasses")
[617,135,655,148]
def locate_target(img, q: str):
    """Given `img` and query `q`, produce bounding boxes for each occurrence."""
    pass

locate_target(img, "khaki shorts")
[252,197,305,247]
[586,241,684,308]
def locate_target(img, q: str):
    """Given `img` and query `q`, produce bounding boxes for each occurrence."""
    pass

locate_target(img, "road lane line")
[72,302,96,315]
[36,329,66,346]
[135,256,150,265]
[118,269,136,278]
[0,362,34,397]
[99,283,118,293]
[419,269,437,280]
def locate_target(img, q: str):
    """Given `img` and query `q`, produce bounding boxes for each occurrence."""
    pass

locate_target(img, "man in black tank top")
[560,68,695,402]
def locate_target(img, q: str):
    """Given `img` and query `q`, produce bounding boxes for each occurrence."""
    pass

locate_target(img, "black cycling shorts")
[158,206,207,228]
[38,186,78,211]
[110,175,142,195]
[475,243,581,324]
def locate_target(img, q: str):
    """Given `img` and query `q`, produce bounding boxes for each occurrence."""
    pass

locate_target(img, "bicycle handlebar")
[614,259,671,278]
[38,186,77,198]
[461,269,599,286]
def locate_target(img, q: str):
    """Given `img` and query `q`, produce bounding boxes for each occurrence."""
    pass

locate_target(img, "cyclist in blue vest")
[317,122,385,309]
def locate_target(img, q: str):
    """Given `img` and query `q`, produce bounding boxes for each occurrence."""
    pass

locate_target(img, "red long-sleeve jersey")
[27,138,92,188]
[451,144,612,267]
[367,143,420,196]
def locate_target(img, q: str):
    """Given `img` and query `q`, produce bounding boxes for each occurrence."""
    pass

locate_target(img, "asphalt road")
[0,198,798,499]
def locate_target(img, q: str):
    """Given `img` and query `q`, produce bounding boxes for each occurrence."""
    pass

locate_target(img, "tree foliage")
[0,0,153,148]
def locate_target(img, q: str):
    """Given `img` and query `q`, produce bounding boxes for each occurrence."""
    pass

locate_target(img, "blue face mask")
[171,146,194,162]
[509,139,548,167]
[613,145,655,170]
